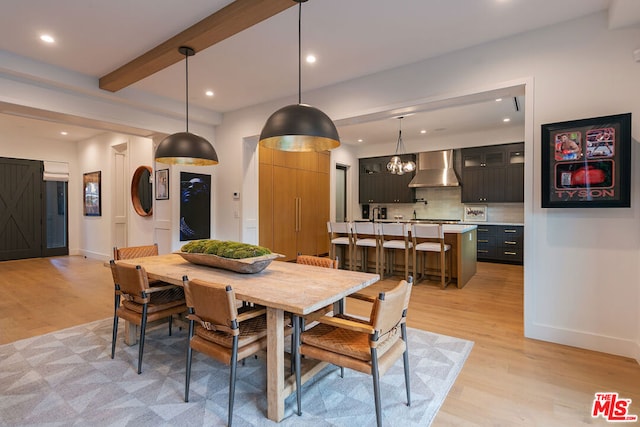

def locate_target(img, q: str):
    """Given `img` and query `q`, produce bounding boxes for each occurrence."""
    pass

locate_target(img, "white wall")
[78,132,159,259]
[215,12,640,360]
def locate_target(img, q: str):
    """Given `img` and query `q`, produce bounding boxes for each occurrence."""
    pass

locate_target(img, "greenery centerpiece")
[177,239,281,273]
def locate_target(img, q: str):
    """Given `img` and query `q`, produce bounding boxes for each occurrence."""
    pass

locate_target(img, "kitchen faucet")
[371,206,380,221]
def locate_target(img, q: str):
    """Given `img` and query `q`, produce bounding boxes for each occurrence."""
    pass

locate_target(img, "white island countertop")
[461,221,524,227]
[360,219,478,234]
[442,224,477,234]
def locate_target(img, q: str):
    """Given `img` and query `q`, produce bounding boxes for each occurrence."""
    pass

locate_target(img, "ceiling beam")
[99,0,295,92]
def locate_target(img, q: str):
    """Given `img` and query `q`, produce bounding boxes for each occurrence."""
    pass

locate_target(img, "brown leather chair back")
[296,255,338,269]
[184,278,238,335]
[109,261,151,303]
[370,279,412,344]
[113,243,159,260]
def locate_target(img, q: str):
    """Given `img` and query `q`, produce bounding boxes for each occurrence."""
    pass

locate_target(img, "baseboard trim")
[525,321,639,363]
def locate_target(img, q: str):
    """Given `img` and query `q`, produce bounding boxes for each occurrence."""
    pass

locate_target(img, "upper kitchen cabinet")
[461,142,524,203]
[503,143,525,203]
[359,155,415,204]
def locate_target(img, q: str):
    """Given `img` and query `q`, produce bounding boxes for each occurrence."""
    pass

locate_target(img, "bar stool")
[379,222,412,280]
[327,222,352,270]
[352,221,380,274]
[411,223,451,289]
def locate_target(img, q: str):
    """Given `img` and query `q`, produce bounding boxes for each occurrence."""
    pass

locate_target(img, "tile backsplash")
[362,187,524,224]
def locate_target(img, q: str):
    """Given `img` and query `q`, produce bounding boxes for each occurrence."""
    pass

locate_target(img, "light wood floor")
[1,256,638,426]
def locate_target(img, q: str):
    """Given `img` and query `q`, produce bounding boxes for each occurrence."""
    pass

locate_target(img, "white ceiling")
[2,0,635,144]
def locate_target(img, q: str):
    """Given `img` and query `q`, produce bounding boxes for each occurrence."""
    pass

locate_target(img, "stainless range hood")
[408,150,460,188]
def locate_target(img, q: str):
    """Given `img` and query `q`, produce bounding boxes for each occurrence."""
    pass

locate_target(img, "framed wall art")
[155,169,169,200]
[83,171,101,216]
[541,113,631,208]
[464,205,487,222]
[179,172,211,241]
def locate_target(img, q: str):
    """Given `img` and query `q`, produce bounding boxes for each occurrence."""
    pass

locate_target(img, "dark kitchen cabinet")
[359,155,415,203]
[476,224,523,264]
[504,144,525,202]
[461,142,524,203]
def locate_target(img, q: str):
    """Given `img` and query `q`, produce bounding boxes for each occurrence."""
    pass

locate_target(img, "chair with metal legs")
[182,277,291,427]
[293,276,413,427]
[109,260,186,374]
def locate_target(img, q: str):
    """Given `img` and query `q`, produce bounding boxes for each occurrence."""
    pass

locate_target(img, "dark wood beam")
[99,0,295,92]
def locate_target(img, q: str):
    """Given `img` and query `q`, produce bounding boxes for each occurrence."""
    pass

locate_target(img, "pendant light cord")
[298,1,302,105]
[396,117,404,154]
[185,51,189,133]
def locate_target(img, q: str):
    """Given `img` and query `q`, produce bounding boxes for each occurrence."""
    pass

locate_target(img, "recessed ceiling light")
[420,130,427,134]
[306,54,316,64]
[60,131,68,135]
[40,34,55,43]
[503,118,511,122]
[205,90,214,97]
[495,98,503,102]
[357,139,363,143]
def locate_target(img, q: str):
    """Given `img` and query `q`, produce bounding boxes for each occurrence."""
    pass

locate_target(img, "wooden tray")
[176,251,283,274]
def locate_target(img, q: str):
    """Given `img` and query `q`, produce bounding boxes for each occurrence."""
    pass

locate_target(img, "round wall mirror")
[131,166,153,216]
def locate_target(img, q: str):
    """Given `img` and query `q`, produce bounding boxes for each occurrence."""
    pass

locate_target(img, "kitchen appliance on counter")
[362,204,370,219]
[380,207,387,219]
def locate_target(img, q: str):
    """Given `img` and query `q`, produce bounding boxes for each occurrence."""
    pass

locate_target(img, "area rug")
[0,319,473,426]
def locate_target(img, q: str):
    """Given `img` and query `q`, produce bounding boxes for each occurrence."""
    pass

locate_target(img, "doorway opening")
[42,180,68,257]
[335,164,347,222]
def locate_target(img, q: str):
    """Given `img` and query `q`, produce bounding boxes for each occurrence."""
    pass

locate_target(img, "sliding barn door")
[0,158,43,261]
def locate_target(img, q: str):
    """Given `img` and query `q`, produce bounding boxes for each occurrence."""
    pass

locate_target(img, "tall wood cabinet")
[259,146,330,261]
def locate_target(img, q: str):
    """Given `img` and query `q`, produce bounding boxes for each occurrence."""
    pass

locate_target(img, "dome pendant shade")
[154,46,218,166]
[259,103,340,152]
[155,132,219,165]
[259,0,340,152]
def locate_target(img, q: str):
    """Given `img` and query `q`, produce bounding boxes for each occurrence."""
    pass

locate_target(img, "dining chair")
[113,243,168,287]
[327,221,352,270]
[411,223,452,289]
[296,254,340,323]
[293,276,413,427]
[182,277,291,427]
[379,222,412,280]
[352,221,380,274]
[109,260,187,374]
[113,243,160,260]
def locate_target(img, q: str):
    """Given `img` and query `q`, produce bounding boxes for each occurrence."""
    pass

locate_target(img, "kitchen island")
[363,220,477,288]
[440,223,478,288]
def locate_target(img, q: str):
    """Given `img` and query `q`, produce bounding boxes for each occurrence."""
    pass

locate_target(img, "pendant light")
[259,0,340,152]
[155,46,219,165]
[387,116,416,175]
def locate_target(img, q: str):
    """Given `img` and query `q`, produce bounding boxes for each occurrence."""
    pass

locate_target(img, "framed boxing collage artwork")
[541,113,631,208]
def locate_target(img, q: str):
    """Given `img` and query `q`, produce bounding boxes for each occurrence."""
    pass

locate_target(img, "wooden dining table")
[113,253,379,422]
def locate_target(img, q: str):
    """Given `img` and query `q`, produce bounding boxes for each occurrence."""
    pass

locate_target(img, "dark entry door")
[0,158,43,261]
